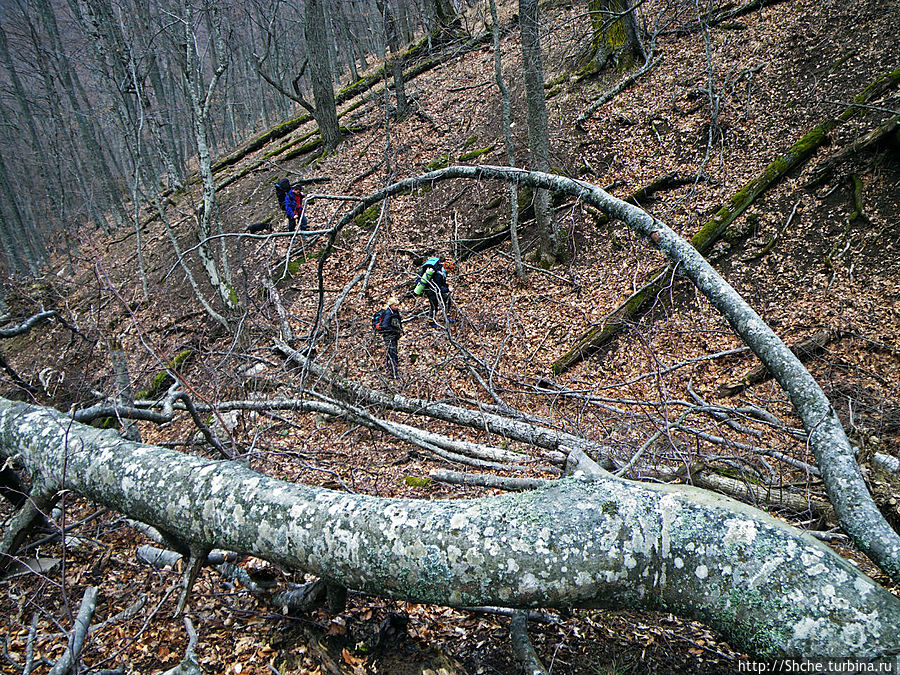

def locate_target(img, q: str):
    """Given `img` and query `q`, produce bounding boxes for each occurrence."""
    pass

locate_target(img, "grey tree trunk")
[34,0,126,231]
[518,0,561,265]
[376,0,409,117]
[489,0,525,281]
[1,397,898,658]
[0,211,28,276]
[0,23,54,242]
[305,0,343,151]
[0,149,44,275]
[176,0,239,316]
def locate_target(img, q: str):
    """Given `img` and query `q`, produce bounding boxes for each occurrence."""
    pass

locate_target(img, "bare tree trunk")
[0,153,44,275]
[489,0,524,282]
[518,0,561,265]
[377,0,409,117]
[176,0,239,316]
[0,23,55,249]
[305,0,344,151]
[34,0,127,231]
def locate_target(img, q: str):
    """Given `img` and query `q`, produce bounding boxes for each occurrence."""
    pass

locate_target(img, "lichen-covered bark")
[1,398,898,657]
[310,164,900,584]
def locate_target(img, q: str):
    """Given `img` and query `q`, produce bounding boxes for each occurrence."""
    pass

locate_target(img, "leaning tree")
[2,167,899,664]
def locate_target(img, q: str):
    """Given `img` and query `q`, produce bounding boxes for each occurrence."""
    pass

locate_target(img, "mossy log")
[211,115,312,174]
[552,67,900,375]
[718,328,838,396]
[208,31,491,183]
[807,114,900,186]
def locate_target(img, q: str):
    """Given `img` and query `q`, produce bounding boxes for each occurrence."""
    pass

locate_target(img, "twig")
[48,586,99,675]
[509,612,549,675]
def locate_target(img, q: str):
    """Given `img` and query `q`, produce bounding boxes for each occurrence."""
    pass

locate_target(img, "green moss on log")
[426,153,452,171]
[459,144,496,162]
[355,204,382,229]
[135,349,195,399]
[551,66,900,375]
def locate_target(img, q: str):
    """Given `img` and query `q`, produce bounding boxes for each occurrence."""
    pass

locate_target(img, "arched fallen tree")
[309,164,900,584]
[1,398,899,658]
[5,167,900,661]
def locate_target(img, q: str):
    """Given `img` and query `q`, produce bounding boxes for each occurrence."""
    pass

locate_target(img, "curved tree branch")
[305,164,900,583]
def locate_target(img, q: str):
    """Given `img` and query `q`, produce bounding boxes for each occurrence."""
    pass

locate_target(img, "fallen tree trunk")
[552,66,900,375]
[718,328,838,396]
[307,163,900,583]
[2,397,898,658]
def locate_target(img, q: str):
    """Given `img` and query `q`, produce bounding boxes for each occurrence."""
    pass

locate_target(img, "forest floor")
[1,0,899,672]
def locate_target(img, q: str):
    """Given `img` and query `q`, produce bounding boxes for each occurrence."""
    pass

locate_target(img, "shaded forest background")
[1,0,899,672]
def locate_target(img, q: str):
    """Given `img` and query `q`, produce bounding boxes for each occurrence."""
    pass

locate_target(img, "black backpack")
[372,308,390,332]
[275,179,291,212]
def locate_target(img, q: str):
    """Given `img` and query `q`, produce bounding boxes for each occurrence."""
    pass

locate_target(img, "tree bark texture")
[307,164,900,583]
[583,0,644,76]
[305,0,343,151]
[2,397,899,658]
[518,0,560,262]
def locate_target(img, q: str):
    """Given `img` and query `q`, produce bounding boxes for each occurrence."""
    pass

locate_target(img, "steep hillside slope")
[1,0,898,671]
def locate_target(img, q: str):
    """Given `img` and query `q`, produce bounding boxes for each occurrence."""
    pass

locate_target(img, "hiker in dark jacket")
[275,178,308,232]
[379,296,403,378]
[414,257,454,327]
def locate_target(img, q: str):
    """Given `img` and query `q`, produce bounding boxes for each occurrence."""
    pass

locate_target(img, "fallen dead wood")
[718,328,838,396]
[689,470,835,523]
[274,339,585,466]
[552,66,900,375]
[666,0,794,36]
[133,393,547,468]
[807,113,900,186]
[0,310,56,338]
[302,163,900,581]
[510,612,549,675]
[457,170,695,262]
[576,40,661,124]
[48,586,99,675]
[5,396,899,657]
[429,469,551,491]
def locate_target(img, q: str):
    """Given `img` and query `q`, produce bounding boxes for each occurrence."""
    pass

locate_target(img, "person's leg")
[425,289,439,325]
[436,288,454,323]
[384,335,400,377]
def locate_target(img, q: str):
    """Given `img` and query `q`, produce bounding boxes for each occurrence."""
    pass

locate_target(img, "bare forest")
[0,0,899,672]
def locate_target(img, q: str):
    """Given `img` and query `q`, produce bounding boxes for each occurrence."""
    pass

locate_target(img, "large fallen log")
[2,397,899,658]
[551,66,900,375]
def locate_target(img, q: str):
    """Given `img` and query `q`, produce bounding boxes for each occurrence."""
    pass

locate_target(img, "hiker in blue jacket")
[275,178,308,232]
